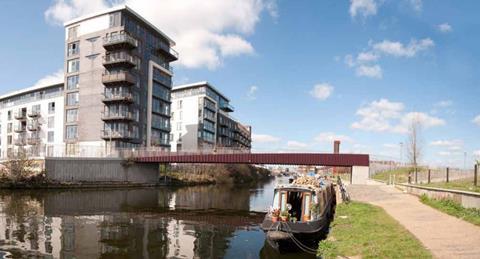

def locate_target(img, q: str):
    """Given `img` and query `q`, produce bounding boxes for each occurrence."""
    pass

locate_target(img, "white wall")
[65,14,109,40]
[352,166,370,184]
[170,95,201,152]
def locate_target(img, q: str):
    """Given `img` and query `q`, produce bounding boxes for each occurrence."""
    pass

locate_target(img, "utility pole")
[464,151,467,171]
[399,142,403,166]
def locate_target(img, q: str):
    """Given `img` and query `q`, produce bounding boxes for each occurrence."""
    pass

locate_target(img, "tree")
[406,118,423,174]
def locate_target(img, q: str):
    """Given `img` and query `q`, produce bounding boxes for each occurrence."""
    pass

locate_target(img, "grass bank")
[318,201,432,259]
[372,167,427,183]
[166,164,272,185]
[420,179,480,193]
[419,195,480,226]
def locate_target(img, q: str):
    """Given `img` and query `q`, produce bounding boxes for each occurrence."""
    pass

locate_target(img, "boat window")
[303,193,311,221]
[279,191,287,211]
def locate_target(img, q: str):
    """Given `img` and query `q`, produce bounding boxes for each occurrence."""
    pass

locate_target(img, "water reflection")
[0,178,315,259]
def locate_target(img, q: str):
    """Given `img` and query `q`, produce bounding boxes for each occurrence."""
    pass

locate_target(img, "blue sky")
[0,0,479,167]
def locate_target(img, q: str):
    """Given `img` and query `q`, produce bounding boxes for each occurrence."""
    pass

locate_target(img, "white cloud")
[472,115,480,126]
[372,38,434,58]
[430,139,463,147]
[438,151,452,157]
[286,141,308,149]
[383,143,399,149]
[349,0,377,18]
[408,0,422,12]
[357,51,379,63]
[252,134,280,143]
[434,100,453,108]
[45,0,275,70]
[32,69,64,87]
[247,85,258,100]
[351,99,445,133]
[437,23,452,33]
[310,83,333,101]
[474,150,480,158]
[355,64,382,78]
[314,132,352,143]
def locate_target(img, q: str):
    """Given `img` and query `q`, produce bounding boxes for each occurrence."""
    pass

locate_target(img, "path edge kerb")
[396,183,480,198]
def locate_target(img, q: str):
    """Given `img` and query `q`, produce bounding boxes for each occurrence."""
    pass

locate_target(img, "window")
[32,104,41,113]
[66,125,78,140]
[7,136,12,145]
[66,109,78,123]
[66,143,78,156]
[48,131,54,142]
[179,111,183,120]
[67,59,80,73]
[109,12,121,27]
[68,41,79,56]
[48,102,55,114]
[177,100,182,109]
[7,123,12,133]
[68,26,78,39]
[176,122,182,131]
[66,92,79,106]
[67,75,79,90]
[48,117,54,128]
[7,111,11,121]
[47,145,54,156]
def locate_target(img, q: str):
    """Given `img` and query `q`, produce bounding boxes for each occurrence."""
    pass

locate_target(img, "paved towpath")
[348,180,480,259]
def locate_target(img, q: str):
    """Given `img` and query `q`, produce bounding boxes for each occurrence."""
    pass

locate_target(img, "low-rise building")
[170,82,251,152]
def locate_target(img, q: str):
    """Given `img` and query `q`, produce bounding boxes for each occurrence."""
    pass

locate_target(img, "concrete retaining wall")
[45,157,160,184]
[397,183,480,209]
[352,166,369,184]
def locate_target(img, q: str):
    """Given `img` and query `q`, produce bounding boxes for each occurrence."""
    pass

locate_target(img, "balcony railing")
[203,124,215,133]
[220,103,235,112]
[102,93,134,103]
[101,111,134,121]
[204,102,216,111]
[27,136,40,145]
[102,71,136,86]
[28,110,41,117]
[157,41,179,62]
[204,113,216,122]
[14,112,27,120]
[101,130,133,140]
[14,125,26,133]
[14,137,26,146]
[103,52,137,68]
[27,122,40,131]
[103,34,138,50]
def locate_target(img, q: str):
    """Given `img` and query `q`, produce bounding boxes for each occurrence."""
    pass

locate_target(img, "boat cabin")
[272,186,316,222]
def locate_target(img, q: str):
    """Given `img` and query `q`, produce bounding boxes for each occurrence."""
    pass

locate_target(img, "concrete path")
[348,180,480,259]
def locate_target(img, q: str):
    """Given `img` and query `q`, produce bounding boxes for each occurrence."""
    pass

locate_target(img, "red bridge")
[133,152,369,167]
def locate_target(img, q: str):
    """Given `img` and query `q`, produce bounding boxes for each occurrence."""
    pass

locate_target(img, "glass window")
[7,136,12,145]
[7,123,12,133]
[67,59,79,73]
[67,75,79,90]
[177,100,182,109]
[32,104,41,113]
[48,131,54,142]
[68,41,79,56]
[66,109,78,123]
[66,125,78,140]
[48,117,54,128]
[7,111,11,120]
[66,92,79,106]
[68,26,78,39]
[109,12,121,27]
[48,102,55,114]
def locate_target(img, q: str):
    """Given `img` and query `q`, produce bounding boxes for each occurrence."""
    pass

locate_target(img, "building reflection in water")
[0,185,264,259]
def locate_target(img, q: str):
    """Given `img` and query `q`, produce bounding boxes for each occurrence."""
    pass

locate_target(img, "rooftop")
[0,79,64,102]
[64,5,175,46]
[173,81,230,102]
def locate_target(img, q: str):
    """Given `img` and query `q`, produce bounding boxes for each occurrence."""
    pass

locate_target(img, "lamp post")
[399,142,404,166]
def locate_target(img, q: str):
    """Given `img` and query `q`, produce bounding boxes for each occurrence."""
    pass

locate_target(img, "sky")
[0,0,479,167]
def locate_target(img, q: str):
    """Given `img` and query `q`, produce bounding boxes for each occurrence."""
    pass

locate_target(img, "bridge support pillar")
[351,166,369,184]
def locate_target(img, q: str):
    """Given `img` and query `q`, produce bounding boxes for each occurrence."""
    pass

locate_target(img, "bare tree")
[406,118,423,174]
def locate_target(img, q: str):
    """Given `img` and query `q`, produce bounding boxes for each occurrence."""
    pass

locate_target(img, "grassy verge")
[419,195,480,226]
[372,167,412,183]
[420,179,480,193]
[318,202,432,259]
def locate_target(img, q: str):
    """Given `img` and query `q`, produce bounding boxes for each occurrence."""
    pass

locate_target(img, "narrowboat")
[260,177,336,253]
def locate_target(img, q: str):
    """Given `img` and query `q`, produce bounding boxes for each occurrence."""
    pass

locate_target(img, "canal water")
[0,177,316,258]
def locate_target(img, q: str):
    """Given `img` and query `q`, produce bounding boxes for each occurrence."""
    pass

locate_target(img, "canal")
[0,177,316,258]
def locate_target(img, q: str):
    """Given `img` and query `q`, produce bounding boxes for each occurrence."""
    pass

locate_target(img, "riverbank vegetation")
[420,179,480,193]
[419,195,480,226]
[0,154,49,187]
[317,201,432,259]
[166,164,272,185]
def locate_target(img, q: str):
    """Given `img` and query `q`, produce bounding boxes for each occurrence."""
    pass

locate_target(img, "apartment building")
[170,82,252,152]
[63,5,177,154]
[0,82,65,158]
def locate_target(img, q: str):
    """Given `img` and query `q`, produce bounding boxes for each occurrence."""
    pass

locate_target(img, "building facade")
[170,82,251,152]
[63,5,177,155]
[0,83,65,158]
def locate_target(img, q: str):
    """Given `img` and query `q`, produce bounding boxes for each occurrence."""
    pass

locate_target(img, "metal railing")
[104,52,137,65]
[102,92,133,102]
[103,34,138,48]
[101,111,134,120]
[157,41,179,59]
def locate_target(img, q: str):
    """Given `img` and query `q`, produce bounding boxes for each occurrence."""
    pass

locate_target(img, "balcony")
[220,103,234,112]
[219,128,230,137]
[203,124,215,133]
[101,111,134,121]
[102,71,136,86]
[101,130,133,140]
[204,102,216,111]
[204,113,216,122]
[14,125,26,133]
[157,41,179,62]
[28,110,41,118]
[27,122,40,131]
[103,52,137,68]
[14,137,26,146]
[103,34,137,51]
[102,93,134,104]
[27,136,40,145]
[14,111,27,120]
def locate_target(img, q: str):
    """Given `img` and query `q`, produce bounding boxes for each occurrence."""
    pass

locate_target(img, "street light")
[399,142,404,166]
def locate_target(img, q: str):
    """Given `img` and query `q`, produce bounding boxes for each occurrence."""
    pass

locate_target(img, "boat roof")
[274,185,316,192]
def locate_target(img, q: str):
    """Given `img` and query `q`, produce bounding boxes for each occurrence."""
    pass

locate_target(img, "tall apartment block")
[63,5,177,154]
[0,82,65,158]
[170,82,252,152]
